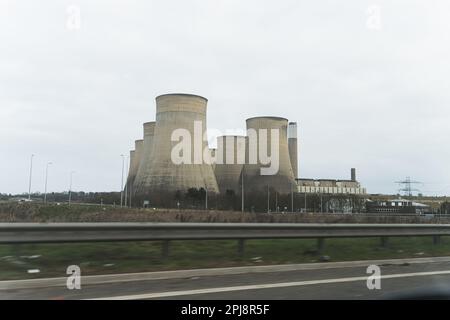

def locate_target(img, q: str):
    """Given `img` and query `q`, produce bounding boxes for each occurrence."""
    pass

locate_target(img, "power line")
[395,176,422,196]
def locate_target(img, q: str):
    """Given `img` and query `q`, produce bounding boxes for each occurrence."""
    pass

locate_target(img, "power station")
[126,93,365,204]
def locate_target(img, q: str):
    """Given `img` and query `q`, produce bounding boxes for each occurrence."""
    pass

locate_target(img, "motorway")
[3,258,450,299]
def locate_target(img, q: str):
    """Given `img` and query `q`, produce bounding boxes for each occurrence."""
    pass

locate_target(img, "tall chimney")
[351,168,356,182]
[288,122,298,179]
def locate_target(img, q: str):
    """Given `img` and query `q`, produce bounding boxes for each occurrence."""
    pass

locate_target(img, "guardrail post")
[433,235,441,245]
[380,237,389,248]
[238,239,245,257]
[162,240,170,259]
[317,238,325,254]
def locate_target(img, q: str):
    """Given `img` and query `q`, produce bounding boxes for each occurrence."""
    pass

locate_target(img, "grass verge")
[1,236,450,280]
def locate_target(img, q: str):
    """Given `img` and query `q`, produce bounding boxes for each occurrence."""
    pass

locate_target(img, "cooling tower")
[127,138,143,184]
[133,122,156,191]
[126,150,135,187]
[288,122,298,179]
[243,116,296,194]
[134,94,219,195]
[214,135,246,194]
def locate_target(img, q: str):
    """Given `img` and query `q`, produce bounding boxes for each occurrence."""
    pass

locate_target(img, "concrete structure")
[124,93,366,206]
[288,122,298,179]
[297,179,366,195]
[243,116,296,194]
[296,169,366,195]
[134,94,219,195]
[214,135,246,194]
[126,150,135,188]
[126,139,143,191]
[133,122,155,191]
[210,148,217,171]
[366,199,431,214]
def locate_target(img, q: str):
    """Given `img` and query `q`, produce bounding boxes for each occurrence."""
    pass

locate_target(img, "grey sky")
[1,0,449,195]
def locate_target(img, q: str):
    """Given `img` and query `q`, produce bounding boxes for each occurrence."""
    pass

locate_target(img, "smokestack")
[214,135,245,194]
[133,122,156,192]
[288,122,298,179]
[135,94,219,194]
[243,116,296,194]
[351,168,356,182]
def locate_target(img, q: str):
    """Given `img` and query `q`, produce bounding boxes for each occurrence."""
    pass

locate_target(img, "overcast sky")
[1,0,450,196]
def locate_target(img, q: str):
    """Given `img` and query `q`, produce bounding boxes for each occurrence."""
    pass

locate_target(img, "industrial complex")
[125,93,366,209]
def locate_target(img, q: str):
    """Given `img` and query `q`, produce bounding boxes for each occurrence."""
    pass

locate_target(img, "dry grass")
[0,202,447,224]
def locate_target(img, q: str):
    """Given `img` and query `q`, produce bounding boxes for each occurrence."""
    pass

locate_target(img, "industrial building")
[296,169,366,195]
[126,93,366,207]
[366,199,431,215]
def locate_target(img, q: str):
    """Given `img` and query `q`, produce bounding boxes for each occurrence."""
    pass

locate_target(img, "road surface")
[3,259,450,300]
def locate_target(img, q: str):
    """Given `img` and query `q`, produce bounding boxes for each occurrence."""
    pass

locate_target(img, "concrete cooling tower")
[126,139,143,190]
[288,122,298,179]
[133,122,156,192]
[242,116,296,194]
[134,94,219,195]
[214,135,246,194]
[126,150,135,188]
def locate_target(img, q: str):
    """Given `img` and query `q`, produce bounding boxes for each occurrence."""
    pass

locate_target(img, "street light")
[275,191,278,213]
[120,154,125,208]
[205,187,208,210]
[241,173,245,213]
[68,171,75,206]
[291,183,294,213]
[28,154,34,200]
[124,155,129,207]
[44,162,52,204]
[304,192,307,213]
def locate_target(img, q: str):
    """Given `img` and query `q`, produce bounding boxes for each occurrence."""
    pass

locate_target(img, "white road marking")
[90,269,450,300]
[4,256,450,291]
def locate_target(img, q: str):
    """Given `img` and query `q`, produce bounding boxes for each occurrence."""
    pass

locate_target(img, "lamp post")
[129,183,133,208]
[44,162,52,204]
[304,192,307,213]
[205,187,208,210]
[275,192,278,213]
[68,171,75,206]
[124,155,129,207]
[28,154,34,200]
[241,173,244,212]
[320,193,323,213]
[120,154,125,208]
[291,183,294,213]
